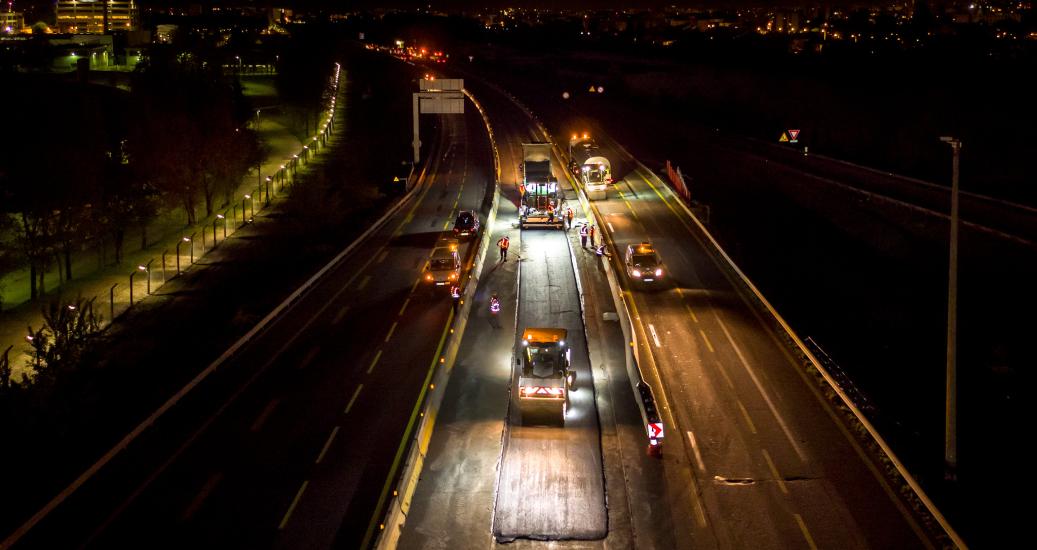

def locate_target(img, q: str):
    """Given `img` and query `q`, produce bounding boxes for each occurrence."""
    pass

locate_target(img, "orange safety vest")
[501,238,510,250]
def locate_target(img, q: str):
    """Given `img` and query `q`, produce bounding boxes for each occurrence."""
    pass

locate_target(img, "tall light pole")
[939,136,961,481]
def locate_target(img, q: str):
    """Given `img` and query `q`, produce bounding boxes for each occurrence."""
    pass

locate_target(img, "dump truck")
[516,327,576,424]
[519,143,564,229]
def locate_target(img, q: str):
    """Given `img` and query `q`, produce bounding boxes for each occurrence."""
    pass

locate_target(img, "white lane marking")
[315,426,340,464]
[180,472,223,521]
[277,480,309,530]
[648,323,662,348]
[762,449,788,495]
[715,316,808,462]
[607,222,615,233]
[332,305,350,325]
[250,399,280,432]
[699,329,715,352]
[298,346,320,370]
[794,513,819,550]
[344,384,363,414]
[687,430,706,473]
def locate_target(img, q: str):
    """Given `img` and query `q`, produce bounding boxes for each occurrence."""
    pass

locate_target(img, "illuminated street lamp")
[176,236,191,274]
[188,232,197,265]
[265,176,272,205]
[243,194,252,223]
[129,264,147,306]
[279,165,286,190]
[216,213,227,242]
[144,259,154,294]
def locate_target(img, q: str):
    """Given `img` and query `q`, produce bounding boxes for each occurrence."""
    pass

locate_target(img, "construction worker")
[547,203,555,224]
[497,235,510,261]
[595,243,611,258]
[566,207,574,229]
[579,224,588,248]
[589,225,596,248]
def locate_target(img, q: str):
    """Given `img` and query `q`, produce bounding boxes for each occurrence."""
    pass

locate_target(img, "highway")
[7,93,496,548]
[397,69,942,548]
[399,76,699,548]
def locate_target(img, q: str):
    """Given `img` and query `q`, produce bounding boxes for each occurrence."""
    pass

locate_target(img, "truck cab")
[423,238,461,292]
[517,327,576,424]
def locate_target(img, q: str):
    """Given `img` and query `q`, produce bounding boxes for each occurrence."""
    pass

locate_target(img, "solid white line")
[278,480,309,530]
[607,222,615,233]
[315,426,340,464]
[686,430,706,473]
[648,323,662,348]
[715,315,807,462]
[762,448,788,495]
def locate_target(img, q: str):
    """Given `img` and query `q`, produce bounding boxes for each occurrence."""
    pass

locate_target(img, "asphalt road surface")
[8,99,495,549]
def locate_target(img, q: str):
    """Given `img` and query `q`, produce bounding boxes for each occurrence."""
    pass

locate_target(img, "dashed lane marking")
[794,513,819,550]
[250,399,280,432]
[180,472,223,522]
[687,430,706,473]
[332,305,350,325]
[345,384,363,414]
[277,480,309,530]
[298,346,320,370]
[384,322,398,343]
[736,399,757,434]
[762,449,789,495]
[648,323,662,348]
[357,275,371,290]
[398,298,410,316]
[699,329,715,353]
[376,250,388,263]
[367,350,382,374]
[315,426,340,464]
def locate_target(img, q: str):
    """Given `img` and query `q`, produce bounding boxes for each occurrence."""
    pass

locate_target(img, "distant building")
[55,0,140,34]
[1,10,24,33]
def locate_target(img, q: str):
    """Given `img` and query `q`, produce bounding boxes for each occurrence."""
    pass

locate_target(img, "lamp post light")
[216,213,227,243]
[129,265,145,306]
[293,154,299,175]
[279,165,286,190]
[243,194,251,223]
[266,175,272,204]
[176,236,190,274]
[939,136,962,481]
[303,145,309,164]
[188,232,197,265]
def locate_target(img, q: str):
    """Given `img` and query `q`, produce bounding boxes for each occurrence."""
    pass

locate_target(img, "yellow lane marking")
[384,322,397,342]
[250,398,280,432]
[794,513,819,550]
[345,384,363,414]
[685,304,700,324]
[699,329,715,353]
[357,275,371,290]
[277,480,309,530]
[367,350,382,374]
[443,220,452,230]
[376,250,389,263]
[762,449,788,495]
[736,399,757,434]
[315,426,340,464]
[398,298,410,316]
[410,278,421,294]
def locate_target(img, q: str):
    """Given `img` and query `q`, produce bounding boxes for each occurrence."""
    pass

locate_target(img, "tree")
[25,296,103,386]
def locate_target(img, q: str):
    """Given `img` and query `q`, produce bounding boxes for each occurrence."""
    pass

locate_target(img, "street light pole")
[939,136,961,481]
[144,260,153,295]
[188,232,197,265]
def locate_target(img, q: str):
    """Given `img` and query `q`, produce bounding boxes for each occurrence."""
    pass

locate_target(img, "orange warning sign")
[779,132,789,143]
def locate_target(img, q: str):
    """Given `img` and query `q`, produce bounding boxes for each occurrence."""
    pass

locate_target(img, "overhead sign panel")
[419,94,464,114]
[419,78,463,91]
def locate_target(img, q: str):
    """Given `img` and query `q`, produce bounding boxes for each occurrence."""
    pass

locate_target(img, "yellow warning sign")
[779,132,789,142]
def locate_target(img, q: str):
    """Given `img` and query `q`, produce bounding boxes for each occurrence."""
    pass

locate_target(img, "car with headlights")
[625,242,664,284]
[423,238,461,293]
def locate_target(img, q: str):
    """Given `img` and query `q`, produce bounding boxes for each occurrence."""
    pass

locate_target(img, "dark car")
[453,210,480,238]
